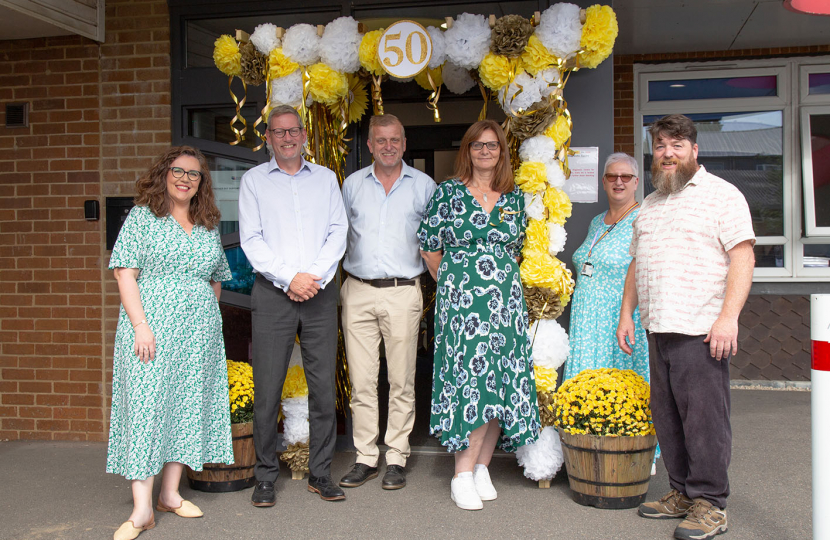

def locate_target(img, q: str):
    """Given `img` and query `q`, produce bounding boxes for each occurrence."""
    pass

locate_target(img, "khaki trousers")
[341,276,422,467]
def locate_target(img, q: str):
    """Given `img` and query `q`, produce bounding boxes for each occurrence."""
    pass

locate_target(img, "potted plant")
[553,368,657,509]
[187,359,256,492]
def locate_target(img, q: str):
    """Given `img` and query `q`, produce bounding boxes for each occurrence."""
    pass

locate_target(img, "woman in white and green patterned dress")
[108,146,233,540]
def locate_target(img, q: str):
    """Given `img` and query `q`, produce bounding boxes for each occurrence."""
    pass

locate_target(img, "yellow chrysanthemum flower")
[543,187,572,225]
[544,115,572,150]
[268,47,299,80]
[414,66,443,91]
[282,365,309,399]
[214,35,242,77]
[329,74,369,124]
[520,34,558,76]
[578,5,619,69]
[308,63,348,105]
[359,29,385,76]
[534,365,558,393]
[524,218,549,254]
[478,52,513,91]
[514,161,548,193]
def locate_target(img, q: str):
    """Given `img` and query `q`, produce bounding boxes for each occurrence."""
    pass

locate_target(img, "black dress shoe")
[251,480,276,507]
[339,463,379,488]
[308,475,346,501]
[382,465,406,490]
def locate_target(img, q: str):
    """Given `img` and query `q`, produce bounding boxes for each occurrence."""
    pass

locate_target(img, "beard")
[651,155,698,195]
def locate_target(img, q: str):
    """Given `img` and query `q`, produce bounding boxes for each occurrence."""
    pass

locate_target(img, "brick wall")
[0,0,171,441]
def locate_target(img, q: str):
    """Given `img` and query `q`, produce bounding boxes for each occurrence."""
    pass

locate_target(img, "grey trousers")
[251,275,338,482]
[648,332,732,509]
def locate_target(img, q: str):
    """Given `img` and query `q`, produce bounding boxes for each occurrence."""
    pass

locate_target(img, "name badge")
[581,262,594,277]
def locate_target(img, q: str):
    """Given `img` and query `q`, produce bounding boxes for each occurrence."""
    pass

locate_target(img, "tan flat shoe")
[113,518,155,540]
[156,499,203,518]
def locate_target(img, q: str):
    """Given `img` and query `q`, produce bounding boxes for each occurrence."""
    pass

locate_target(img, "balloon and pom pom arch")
[213,3,618,485]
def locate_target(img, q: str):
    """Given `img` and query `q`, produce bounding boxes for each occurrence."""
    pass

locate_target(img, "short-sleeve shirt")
[630,166,755,335]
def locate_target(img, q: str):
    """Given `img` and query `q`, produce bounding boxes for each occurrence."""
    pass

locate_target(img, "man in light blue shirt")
[338,114,437,491]
[239,105,348,506]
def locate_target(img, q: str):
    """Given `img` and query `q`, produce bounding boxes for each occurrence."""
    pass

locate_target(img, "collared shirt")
[342,162,437,279]
[630,165,756,335]
[238,157,347,292]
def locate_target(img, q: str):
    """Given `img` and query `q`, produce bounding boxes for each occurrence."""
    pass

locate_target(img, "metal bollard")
[812,294,830,540]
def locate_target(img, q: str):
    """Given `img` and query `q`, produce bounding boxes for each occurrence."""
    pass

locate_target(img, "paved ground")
[0,389,811,540]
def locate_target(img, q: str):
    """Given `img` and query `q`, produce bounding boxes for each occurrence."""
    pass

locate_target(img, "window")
[636,58,830,281]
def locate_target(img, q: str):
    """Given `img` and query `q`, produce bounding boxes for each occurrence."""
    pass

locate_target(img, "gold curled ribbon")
[228,76,248,146]
[251,69,271,153]
[426,70,441,123]
[477,79,489,121]
[371,73,384,115]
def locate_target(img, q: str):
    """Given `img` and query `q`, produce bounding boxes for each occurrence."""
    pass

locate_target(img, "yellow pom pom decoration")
[281,365,309,400]
[534,365,558,394]
[329,74,369,124]
[268,47,300,80]
[359,29,385,76]
[520,34,557,76]
[524,218,549,254]
[544,115,572,150]
[214,35,242,77]
[415,66,443,91]
[515,161,548,193]
[308,63,348,105]
[478,52,513,91]
[578,5,618,69]
[543,187,572,225]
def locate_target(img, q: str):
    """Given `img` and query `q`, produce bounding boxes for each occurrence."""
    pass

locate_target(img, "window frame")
[634,57,830,282]
[799,104,830,239]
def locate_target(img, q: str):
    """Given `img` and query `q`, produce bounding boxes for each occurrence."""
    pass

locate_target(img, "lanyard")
[586,202,639,259]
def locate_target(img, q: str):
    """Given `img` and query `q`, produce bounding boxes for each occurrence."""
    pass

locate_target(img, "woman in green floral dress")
[419,120,540,511]
[108,147,233,540]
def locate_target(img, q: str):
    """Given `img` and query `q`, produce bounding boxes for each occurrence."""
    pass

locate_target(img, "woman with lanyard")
[564,153,649,383]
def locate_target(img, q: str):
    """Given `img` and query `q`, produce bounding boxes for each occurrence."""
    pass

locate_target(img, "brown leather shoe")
[638,489,693,519]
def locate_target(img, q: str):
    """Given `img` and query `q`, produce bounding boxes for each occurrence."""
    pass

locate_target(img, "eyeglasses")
[169,167,202,182]
[603,173,636,183]
[470,141,500,151]
[268,127,303,138]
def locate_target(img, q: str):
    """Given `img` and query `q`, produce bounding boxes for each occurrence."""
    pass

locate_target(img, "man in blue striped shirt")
[338,114,437,491]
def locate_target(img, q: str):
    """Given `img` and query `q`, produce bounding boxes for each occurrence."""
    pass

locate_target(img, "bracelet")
[133,319,147,329]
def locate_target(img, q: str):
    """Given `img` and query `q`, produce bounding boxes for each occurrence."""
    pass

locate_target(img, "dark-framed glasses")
[268,127,303,138]
[169,167,202,181]
[470,141,500,151]
[603,173,636,183]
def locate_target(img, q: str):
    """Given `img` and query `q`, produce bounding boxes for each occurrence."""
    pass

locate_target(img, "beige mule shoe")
[113,518,155,540]
[156,499,203,518]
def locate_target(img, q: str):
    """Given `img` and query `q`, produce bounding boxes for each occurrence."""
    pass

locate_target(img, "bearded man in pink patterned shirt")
[616,114,755,540]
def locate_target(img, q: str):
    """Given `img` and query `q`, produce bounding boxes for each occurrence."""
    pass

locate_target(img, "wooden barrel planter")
[187,421,256,492]
[559,430,657,509]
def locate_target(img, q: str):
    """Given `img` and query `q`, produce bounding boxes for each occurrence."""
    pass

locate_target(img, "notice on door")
[565,147,599,203]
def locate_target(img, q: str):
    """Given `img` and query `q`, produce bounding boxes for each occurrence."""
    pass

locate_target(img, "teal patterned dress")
[564,210,649,381]
[418,179,540,453]
[106,205,234,480]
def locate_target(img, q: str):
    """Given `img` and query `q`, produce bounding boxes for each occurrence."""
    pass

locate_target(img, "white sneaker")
[473,464,497,501]
[451,472,483,510]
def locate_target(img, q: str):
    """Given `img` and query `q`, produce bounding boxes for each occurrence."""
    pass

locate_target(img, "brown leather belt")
[348,274,417,288]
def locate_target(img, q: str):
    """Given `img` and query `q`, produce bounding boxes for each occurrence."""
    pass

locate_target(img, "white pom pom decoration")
[444,13,491,70]
[547,162,566,188]
[251,23,281,56]
[443,61,476,95]
[535,3,583,59]
[520,136,557,164]
[282,23,321,66]
[320,16,361,73]
[500,71,541,116]
[271,70,303,108]
[427,26,446,69]
[281,396,310,445]
[524,192,546,221]
[528,319,569,370]
[516,426,565,481]
[548,223,567,256]
[535,68,561,97]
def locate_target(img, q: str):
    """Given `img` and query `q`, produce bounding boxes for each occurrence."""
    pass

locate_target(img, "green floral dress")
[418,179,540,453]
[106,205,234,480]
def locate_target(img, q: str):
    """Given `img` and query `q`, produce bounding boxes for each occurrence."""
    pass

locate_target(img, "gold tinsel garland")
[279,442,310,472]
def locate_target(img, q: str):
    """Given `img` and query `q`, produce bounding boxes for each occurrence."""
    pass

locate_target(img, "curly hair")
[134,146,221,230]
[452,119,515,194]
